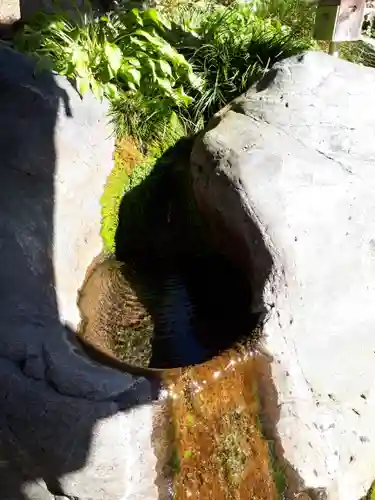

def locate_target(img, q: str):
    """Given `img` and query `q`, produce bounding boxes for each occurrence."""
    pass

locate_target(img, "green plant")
[340,40,375,68]
[169,2,314,122]
[13,5,199,106]
[14,0,323,258]
[109,91,186,152]
[14,8,120,99]
[253,0,375,69]
[253,0,317,38]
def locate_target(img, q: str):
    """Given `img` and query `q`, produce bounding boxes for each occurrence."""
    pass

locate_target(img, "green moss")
[169,446,181,474]
[100,149,131,254]
[214,409,252,488]
[100,148,169,254]
[267,440,286,499]
[100,115,187,254]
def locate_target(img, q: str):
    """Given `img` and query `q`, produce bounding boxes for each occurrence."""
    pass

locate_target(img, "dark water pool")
[78,137,260,370]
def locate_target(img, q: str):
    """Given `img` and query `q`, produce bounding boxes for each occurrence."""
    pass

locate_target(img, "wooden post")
[314,0,366,56]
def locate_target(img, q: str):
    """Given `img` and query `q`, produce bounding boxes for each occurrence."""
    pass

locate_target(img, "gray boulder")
[191,51,375,500]
[0,47,157,500]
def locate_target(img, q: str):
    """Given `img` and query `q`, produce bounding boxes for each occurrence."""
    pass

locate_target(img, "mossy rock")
[100,136,144,253]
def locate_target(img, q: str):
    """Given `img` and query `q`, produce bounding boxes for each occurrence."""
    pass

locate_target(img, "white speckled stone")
[192,51,375,500]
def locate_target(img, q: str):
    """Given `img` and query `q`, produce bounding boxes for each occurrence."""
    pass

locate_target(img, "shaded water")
[77,251,259,370]
[78,137,260,371]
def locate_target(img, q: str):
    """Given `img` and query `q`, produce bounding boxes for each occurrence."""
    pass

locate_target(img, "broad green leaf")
[146,59,157,81]
[90,78,104,101]
[127,67,141,86]
[71,46,89,76]
[76,75,90,96]
[134,29,163,48]
[155,76,173,95]
[129,37,147,51]
[98,63,113,83]
[173,86,193,106]
[121,64,141,87]
[157,59,172,78]
[157,43,189,67]
[104,42,122,74]
[59,60,74,77]
[142,8,161,27]
[128,8,143,27]
[104,83,119,100]
[135,52,147,62]
[123,57,141,68]
[35,55,54,73]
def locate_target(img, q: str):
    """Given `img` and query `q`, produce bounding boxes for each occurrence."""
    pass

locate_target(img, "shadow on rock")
[0,46,152,500]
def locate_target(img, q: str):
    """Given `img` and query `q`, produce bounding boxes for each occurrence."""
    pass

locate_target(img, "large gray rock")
[191,51,375,500]
[0,47,157,500]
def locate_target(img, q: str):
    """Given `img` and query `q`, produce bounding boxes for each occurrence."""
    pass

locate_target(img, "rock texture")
[0,46,157,500]
[191,51,375,500]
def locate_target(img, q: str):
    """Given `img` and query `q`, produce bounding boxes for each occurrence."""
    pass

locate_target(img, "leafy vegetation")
[11,0,375,253]
[177,2,314,121]
[253,0,317,37]
[13,0,315,134]
[109,92,186,152]
[13,6,200,105]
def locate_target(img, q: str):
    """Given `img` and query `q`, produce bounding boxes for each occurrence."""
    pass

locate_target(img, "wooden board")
[314,0,366,41]
[334,0,366,40]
